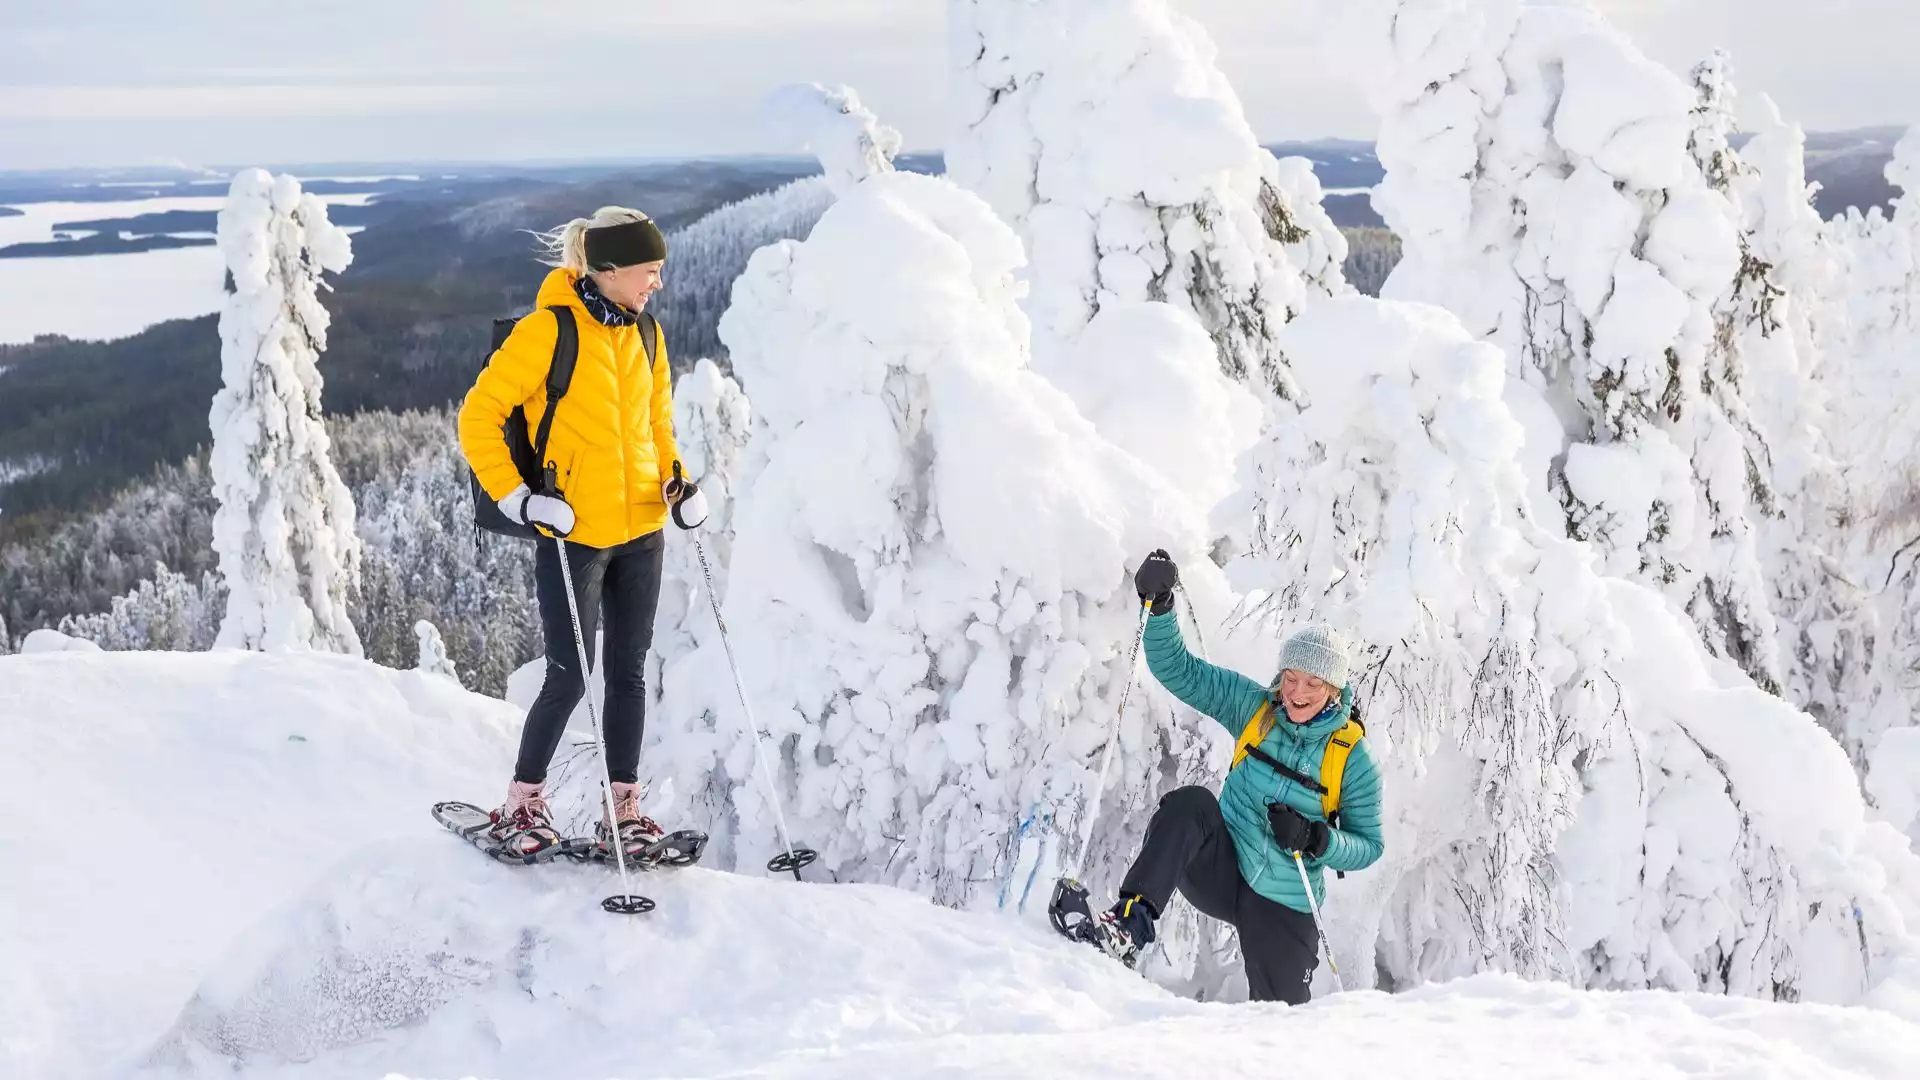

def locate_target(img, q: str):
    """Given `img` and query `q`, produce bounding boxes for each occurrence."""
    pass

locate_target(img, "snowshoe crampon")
[567,828,710,870]
[1048,877,1138,968]
[432,801,583,865]
[1048,877,1097,941]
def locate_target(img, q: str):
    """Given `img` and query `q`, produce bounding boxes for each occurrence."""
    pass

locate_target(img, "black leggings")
[1119,785,1323,1004]
[513,530,664,786]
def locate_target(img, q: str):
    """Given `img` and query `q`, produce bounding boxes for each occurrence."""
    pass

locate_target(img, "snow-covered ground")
[0,194,372,344]
[6,644,1920,1080]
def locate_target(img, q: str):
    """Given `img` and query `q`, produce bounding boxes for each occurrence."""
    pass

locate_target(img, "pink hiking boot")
[595,781,666,862]
[488,779,562,858]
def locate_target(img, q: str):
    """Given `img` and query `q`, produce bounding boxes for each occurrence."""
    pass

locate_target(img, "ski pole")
[691,534,818,880]
[1294,851,1343,992]
[553,534,653,916]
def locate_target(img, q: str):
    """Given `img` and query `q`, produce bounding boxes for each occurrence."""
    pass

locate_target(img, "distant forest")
[0,159,820,530]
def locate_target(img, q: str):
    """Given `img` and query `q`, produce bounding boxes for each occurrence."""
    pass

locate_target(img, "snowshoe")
[1048,878,1149,969]
[432,800,583,865]
[573,824,709,869]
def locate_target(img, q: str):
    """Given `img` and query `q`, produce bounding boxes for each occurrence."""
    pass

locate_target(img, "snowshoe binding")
[1048,879,1153,969]
[432,781,574,865]
[576,782,708,869]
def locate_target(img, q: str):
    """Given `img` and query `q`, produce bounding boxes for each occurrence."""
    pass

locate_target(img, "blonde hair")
[533,205,653,272]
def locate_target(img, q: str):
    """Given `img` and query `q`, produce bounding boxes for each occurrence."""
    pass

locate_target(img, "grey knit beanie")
[1276,624,1351,689]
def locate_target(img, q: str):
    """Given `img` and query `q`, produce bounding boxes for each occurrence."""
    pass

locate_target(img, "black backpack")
[469,306,580,539]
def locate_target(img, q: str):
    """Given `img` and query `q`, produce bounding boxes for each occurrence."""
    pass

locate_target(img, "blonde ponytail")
[531,206,654,271]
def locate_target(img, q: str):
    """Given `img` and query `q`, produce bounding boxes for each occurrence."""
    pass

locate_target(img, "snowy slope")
[8,647,1920,1079]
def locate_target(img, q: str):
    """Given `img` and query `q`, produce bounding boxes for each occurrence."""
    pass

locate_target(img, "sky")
[0,1,1913,171]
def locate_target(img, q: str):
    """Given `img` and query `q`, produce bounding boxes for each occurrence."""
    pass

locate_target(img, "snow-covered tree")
[1220,296,1625,983]
[412,619,461,685]
[948,0,1348,400]
[763,83,901,196]
[56,564,222,652]
[1315,0,1920,1005]
[704,165,1249,916]
[208,168,362,655]
[1685,55,1878,757]
[1832,127,1920,779]
[1334,0,1784,694]
[642,359,757,850]
[349,417,538,697]
[649,180,837,365]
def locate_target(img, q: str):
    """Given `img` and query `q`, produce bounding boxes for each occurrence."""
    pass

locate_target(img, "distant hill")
[1797,125,1907,220]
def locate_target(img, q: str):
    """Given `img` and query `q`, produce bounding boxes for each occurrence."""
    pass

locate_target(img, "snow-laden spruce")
[763,82,902,197]
[699,168,1249,911]
[648,177,837,363]
[1832,126,1920,821]
[1322,0,1920,1006]
[1687,53,1878,760]
[56,563,221,652]
[1219,296,1624,984]
[948,0,1347,399]
[639,358,758,860]
[1330,0,1785,696]
[207,169,362,654]
[412,619,460,685]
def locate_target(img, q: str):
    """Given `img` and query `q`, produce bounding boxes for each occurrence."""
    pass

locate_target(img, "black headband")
[583,219,667,271]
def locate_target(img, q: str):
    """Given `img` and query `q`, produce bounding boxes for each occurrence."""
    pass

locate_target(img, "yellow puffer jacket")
[458,268,680,549]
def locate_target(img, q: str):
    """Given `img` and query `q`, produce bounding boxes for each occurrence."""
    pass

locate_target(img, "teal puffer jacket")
[1143,612,1384,913]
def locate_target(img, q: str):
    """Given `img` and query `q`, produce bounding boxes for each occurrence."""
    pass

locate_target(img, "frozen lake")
[0,193,372,346]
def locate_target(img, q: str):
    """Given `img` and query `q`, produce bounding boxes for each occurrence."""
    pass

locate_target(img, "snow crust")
[9,647,1920,1079]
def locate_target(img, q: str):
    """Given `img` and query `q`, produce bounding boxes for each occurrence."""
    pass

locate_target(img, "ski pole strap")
[1239,740,1327,795]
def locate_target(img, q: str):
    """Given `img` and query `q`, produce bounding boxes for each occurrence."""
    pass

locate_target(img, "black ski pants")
[513,530,665,786]
[1119,785,1322,1004]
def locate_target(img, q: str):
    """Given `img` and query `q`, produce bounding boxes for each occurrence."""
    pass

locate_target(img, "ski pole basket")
[768,846,819,880]
[601,893,657,916]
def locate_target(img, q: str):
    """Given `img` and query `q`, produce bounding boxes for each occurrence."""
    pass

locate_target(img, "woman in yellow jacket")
[457,206,708,863]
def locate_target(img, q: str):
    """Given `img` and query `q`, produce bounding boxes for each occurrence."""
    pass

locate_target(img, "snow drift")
[9,646,1920,1079]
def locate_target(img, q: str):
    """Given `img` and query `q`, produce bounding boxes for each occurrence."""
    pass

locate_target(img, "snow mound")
[10,650,1920,1079]
[0,648,518,1080]
[142,843,1176,1077]
[143,845,1920,1080]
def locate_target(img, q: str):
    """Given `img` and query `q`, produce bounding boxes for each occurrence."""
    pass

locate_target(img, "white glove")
[499,484,576,537]
[662,475,710,530]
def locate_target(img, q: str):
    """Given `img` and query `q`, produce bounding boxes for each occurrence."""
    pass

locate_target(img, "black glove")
[1133,549,1178,616]
[1267,803,1331,858]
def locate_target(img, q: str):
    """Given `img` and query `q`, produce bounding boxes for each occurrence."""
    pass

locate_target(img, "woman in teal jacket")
[1087,551,1385,1003]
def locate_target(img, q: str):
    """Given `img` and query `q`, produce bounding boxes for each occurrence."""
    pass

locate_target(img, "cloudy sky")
[1,1,1911,170]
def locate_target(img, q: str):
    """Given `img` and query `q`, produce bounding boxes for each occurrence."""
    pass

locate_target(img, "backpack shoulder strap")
[1230,700,1274,770]
[638,312,658,367]
[1320,718,1365,819]
[529,305,579,491]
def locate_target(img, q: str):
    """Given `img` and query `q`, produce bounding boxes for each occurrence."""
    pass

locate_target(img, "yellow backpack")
[1230,700,1366,823]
